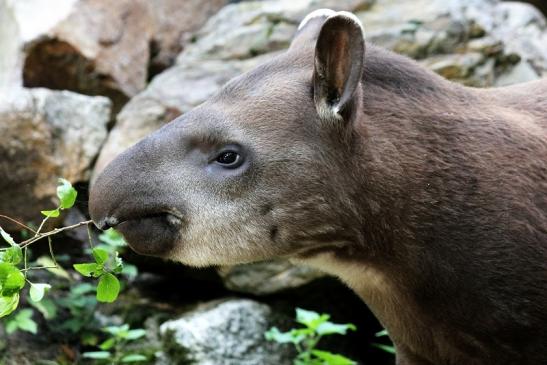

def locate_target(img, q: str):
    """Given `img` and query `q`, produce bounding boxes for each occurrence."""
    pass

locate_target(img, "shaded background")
[0,0,546,364]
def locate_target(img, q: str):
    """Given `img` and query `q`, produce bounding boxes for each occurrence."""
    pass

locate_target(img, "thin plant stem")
[48,236,59,268]
[35,214,51,236]
[21,266,59,272]
[308,335,322,351]
[24,247,28,278]
[0,215,36,233]
[87,223,94,249]
[21,220,93,248]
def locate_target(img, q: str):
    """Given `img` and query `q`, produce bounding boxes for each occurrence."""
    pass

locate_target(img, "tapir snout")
[90,121,189,256]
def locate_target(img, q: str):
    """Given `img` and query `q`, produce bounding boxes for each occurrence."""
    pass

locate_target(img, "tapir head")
[90,10,366,267]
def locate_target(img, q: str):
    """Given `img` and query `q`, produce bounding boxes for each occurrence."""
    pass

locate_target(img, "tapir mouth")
[99,210,183,257]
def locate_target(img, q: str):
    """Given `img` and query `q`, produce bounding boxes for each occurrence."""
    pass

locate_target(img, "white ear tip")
[298,9,337,30]
[334,11,364,31]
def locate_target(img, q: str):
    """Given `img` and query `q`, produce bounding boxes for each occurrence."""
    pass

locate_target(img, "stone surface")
[495,58,542,86]
[177,0,374,63]
[0,87,110,229]
[159,299,293,365]
[1,0,226,111]
[356,0,546,85]
[218,260,325,295]
[0,0,23,91]
[144,0,228,75]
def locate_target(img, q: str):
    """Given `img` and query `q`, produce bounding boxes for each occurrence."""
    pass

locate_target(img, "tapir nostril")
[95,216,119,231]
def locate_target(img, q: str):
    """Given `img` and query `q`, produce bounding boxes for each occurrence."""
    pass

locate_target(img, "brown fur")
[90,11,547,365]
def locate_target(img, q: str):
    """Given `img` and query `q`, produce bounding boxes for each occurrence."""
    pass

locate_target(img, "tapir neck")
[297,47,497,360]
[350,46,477,257]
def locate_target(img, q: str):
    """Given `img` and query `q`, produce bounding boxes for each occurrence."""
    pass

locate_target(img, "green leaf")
[73,263,99,277]
[99,337,116,350]
[311,350,357,365]
[122,264,138,279]
[82,351,111,359]
[290,328,314,338]
[96,273,120,303]
[92,248,109,265]
[5,309,35,334]
[71,283,96,295]
[99,228,127,247]
[9,308,38,334]
[29,297,57,320]
[81,332,100,346]
[0,294,19,317]
[104,324,129,336]
[0,227,16,245]
[40,209,60,218]
[125,328,146,340]
[121,354,147,363]
[296,308,320,326]
[0,263,25,296]
[371,343,396,354]
[264,327,305,344]
[37,256,70,280]
[57,178,77,209]
[5,317,18,334]
[316,322,356,336]
[375,329,389,337]
[296,308,329,330]
[29,283,52,302]
[111,253,124,274]
[2,245,22,265]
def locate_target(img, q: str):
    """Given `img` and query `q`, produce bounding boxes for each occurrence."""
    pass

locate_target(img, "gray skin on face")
[90,10,547,365]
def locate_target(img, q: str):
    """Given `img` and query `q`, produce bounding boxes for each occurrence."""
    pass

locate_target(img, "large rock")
[356,0,546,86]
[159,299,294,365]
[218,260,325,295]
[0,0,22,91]
[144,0,228,75]
[177,0,374,62]
[0,88,110,230]
[1,0,226,111]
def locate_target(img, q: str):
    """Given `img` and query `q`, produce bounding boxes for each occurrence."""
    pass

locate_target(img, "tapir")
[90,9,547,365]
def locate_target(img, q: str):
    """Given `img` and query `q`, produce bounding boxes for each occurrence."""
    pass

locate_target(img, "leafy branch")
[0,178,125,319]
[20,220,93,248]
[83,324,149,364]
[265,308,357,365]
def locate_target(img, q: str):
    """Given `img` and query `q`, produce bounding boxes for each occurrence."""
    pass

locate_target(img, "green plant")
[54,283,98,335]
[3,308,37,334]
[371,329,396,354]
[95,228,138,280]
[82,324,149,364]
[265,308,357,365]
[73,247,123,303]
[0,178,127,323]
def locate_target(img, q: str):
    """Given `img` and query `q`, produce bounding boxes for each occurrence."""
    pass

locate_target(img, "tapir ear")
[313,12,365,122]
[290,9,337,50]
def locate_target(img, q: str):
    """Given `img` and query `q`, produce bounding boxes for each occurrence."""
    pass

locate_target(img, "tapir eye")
[215,150,243,168]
